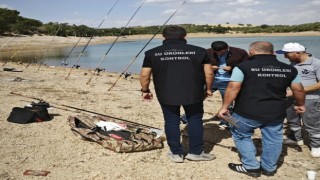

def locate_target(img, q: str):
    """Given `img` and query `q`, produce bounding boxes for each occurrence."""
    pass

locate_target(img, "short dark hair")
[162,25,186,40]
[211,41,229,51]
[249,41,274,54]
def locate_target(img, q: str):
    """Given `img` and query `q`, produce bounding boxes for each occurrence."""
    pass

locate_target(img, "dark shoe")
[261,169,277,176]
[283,138,303,146]
[228,163,261,177]
[211,114,220,121]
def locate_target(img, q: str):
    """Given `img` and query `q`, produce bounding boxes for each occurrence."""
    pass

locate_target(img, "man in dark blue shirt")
[207,41,249,129]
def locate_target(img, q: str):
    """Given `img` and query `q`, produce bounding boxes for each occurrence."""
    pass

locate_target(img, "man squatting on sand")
[218,41,306,177]
[276,42,320,158]
[140,25,215,163]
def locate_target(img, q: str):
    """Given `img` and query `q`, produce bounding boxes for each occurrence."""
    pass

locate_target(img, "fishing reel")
[72,64,81,69]
[121,72,132,79]
[61,61,68,66]
[95,68,105,75]
[95,68,105,73]
[30,100,51,108]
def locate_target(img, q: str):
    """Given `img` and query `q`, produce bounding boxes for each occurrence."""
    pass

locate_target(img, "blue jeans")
[212,79,229,97]
[212,79,233,124]
[159,101,204,155]
[231,113,283,172]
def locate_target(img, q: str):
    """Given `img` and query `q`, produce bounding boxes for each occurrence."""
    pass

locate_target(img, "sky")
[0,0,319,28]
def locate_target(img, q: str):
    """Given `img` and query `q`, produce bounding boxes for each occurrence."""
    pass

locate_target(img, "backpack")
[7,102,51,124]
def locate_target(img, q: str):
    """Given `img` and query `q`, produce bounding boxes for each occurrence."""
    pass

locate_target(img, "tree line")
[0,8,319,37]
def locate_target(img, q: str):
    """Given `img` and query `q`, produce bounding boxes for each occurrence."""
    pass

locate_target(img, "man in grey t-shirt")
[276,42,320,158]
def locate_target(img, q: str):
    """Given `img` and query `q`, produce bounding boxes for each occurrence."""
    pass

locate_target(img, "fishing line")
[37,24,62,71]
[65,0,120,80]
[107,0,187,91]
[53,37,83,74]
[2,36,34,67]
[86,0,146,85]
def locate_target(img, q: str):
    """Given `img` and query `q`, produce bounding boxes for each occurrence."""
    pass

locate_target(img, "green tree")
[73,25,95,37]
[0,8,20,34]
[12,17,42,35]
[260,24,269,28]
[56,23,69,37]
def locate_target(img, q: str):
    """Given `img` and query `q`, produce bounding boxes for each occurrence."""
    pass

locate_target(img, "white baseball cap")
[275,42,306,54]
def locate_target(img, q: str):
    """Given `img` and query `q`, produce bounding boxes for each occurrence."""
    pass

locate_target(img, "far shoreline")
[0,31,319,53]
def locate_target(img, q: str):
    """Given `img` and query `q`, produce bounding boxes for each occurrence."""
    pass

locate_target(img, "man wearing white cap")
[276,42,320,158]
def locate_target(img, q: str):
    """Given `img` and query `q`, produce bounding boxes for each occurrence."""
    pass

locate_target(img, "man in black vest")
[140,26,214,163]
[218,41,306,177]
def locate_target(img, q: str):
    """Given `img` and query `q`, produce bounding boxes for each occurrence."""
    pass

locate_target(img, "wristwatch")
[141,88,150,93]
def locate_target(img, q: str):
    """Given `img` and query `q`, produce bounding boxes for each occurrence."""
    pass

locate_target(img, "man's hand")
[212,66,219,71]
[222,66,232,71]
[218,107,230,119]
[203,89,213,100]
[205,89,213,98]
[294,105,306,114]
[286,89,293,97]
[142,92,153,102]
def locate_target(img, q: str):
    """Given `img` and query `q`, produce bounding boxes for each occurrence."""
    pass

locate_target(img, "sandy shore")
[1,31,319,53]
[0,62,319,179]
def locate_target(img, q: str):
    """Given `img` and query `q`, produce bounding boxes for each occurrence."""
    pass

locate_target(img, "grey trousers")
[286,98,320,148]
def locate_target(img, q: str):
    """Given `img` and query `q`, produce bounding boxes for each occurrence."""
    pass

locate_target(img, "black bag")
[24,102,51,121]
[7,107,37,124]
[7,102,51,124]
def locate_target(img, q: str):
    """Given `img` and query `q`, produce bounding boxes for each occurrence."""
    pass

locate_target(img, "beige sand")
[0,61,319,179]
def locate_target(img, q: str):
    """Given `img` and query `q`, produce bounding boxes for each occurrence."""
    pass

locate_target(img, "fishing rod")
[0,36,15,50]
[53,37,83,74]
[107,0,187,91]
[65,0,120,80]
[20,98,147,132]
[2,36,34,67]
[10,91,160,130]
[37,24,62,71]
[86,0,146,85]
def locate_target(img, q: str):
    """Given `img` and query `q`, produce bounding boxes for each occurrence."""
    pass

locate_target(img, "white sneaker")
[167,151,184,163]
[185,151,216,161]
[297,140,304,146]
[311,147,320,158]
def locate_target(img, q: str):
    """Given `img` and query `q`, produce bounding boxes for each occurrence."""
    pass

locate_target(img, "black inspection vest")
[234,54,298,121]
[142,39,210,105]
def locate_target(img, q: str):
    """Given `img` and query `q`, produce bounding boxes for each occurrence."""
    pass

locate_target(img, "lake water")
[2,36,320,73]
